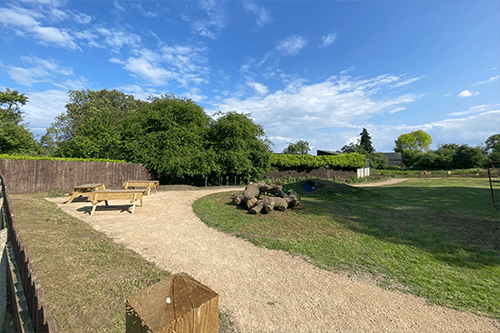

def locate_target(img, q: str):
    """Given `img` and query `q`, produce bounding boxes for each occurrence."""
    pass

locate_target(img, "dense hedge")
[270,153,366,169]
[0,154,129,164]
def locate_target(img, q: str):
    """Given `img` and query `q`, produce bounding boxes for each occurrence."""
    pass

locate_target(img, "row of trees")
[1,88,273,185]
[339,128,499,169]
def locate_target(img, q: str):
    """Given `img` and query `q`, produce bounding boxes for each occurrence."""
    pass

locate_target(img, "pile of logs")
[233,181,300,214]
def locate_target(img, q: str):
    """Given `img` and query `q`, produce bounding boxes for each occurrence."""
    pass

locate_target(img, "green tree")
[208,111,272,183]
[359,128,374,154]
[485,134,500,152]
[55,111,122,159]
[394,130,432,167]
[452,145,488,169]
[0,88,40,155]
[282,140,311,155]
[394,130,432,152]
[341,139,360,154]
[120,94,214,184]
[0,88,28,125]
[43,89,145,155]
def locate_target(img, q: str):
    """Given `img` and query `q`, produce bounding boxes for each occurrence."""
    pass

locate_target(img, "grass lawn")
[193,178,500,320]
[8,191,238,333]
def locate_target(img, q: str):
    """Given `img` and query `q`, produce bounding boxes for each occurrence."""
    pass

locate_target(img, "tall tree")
[359,128,374,154]
[0,88,28,125]
[208,111,272,183]
[42,89,145,155]
[120,94,215,183]
[0,88,39,155]
[394,130,432,152]
[452,145,487,169]
[282,140,311,155]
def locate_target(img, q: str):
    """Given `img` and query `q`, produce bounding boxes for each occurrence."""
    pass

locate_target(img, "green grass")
[193,178,500,320]
[8,192,238,333]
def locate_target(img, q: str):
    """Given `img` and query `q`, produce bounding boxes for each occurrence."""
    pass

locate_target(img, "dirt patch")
[47,188,500,333]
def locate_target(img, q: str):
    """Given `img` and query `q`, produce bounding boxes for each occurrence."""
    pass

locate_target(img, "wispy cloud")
[0,6,80,50]
[74,13,92,24]
[6,55,73,86]
[340,66,356,75]
[96,27,141,53]
[457,90,479,98]
[393,76,422,87]
[319,32,337,49]
[243,1,272,27]
[473,75,499,85]
[190,0,229,39]
[276,35,307,56]
[22,89,69,129]
[111,44,210,87]
[448,104,499,116]
[131,3,157,18]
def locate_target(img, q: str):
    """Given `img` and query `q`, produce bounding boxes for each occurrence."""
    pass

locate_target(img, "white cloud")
[183,88,207,103]
[0,6,80,50]
[112,44,210,87]
[319,32,337,49]
[457,90,479,98]
[74,13,92,24]
[96,27,141,52]
[474,75,499,85]
[448,104,499,116]
[443,93,452,97]
[7,56,77,87]
[276,35,307,56]
[73,29,101,47]
[393,76,422,87]
[6,65,48,86]
[23,90,68,129]
[114,84,159,101]
[340,66,356,75]
[243,1,272,27]
[208,74,420,148]
[190,0,229,39]
[131,3,157,18]
[246,81,269,96]
[389,107,406,114]
[113,1,126,12]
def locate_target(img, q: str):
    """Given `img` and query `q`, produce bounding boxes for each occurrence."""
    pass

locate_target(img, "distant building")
[380,152,403,166]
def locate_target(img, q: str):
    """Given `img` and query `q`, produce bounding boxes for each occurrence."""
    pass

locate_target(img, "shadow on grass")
[286,179,500,269]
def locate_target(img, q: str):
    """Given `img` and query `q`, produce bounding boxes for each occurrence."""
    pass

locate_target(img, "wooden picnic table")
[86,189,148,216]
[122,180,159,194]
[65,183,106,205]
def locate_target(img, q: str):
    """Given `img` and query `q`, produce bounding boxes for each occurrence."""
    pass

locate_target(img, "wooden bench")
[65,183,106,205]
[122,180,159,195]
[86,189,148,216]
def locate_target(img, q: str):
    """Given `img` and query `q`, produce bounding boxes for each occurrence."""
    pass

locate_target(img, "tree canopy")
[0,88,39,155]
[394,130,432,153]
[282,140,311,155]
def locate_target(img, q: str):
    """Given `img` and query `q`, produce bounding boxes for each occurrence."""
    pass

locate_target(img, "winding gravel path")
[48,187,499,333]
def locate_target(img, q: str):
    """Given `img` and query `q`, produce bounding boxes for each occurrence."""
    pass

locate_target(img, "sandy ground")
[46,185,500,333]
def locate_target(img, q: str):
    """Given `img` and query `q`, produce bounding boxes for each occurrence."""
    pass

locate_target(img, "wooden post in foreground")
[126,273,218,333]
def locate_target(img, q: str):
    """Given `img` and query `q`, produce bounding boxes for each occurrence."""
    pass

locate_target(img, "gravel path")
[48,187,499,333]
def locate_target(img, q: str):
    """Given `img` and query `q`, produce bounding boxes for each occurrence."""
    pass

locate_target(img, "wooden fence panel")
[0,159,152,193]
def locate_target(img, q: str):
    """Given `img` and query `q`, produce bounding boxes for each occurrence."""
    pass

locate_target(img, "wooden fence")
[0,159,151,194]
[1,174,58,332]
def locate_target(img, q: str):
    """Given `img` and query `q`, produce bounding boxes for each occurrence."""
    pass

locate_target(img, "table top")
[123,180,159,184]
[73,183,104,189]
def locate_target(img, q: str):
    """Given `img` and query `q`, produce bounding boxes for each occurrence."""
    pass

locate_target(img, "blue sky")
[1,0,499,154]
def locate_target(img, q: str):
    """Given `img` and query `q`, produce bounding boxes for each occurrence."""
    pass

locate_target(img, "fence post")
[126,273,218,333]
